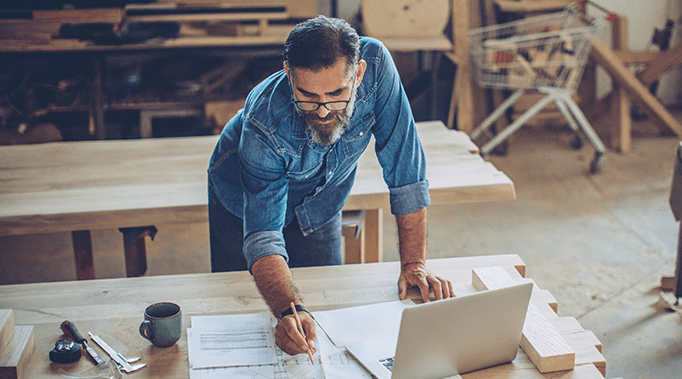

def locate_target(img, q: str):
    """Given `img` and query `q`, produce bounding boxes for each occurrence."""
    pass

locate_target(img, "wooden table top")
[0,254,605,378]
[0,121,514,236]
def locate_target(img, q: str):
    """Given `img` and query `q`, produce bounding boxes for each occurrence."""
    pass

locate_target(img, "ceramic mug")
[139,302,182,348]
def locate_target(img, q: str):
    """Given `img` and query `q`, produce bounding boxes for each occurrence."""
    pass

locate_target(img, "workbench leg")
[364,209,383,263]
[612,86,632,153]
[92,56,106,140]
[120,226,157,277]
[666,222,682,301]
[611,15,632,153]
[72,230,96,280]
[452,0,474,133]
[342,224,366,264]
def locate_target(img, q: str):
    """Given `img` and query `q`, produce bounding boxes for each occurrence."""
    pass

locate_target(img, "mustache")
[304,109,344,124]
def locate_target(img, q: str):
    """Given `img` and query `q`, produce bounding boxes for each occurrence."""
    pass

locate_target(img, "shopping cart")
[468,4,608,173]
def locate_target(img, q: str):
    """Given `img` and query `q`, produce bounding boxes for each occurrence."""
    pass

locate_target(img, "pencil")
[290,302,314,365]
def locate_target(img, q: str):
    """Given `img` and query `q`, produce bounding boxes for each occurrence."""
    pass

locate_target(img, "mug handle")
[139,319,153,341]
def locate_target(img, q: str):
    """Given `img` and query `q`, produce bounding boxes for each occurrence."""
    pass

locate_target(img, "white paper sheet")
[187,313,372,378]
[188,312,278,368]
[312,300,415,347]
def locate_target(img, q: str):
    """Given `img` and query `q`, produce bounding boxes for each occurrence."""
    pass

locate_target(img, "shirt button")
[359,132,364,136]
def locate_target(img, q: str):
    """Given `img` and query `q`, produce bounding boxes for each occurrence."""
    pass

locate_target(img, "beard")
[298,89,356,146]
[301,107,352,145]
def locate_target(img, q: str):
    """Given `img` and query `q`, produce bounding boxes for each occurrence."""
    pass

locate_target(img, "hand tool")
[88,332,147,373]
[49,339,82,363]
[60,320,106,366]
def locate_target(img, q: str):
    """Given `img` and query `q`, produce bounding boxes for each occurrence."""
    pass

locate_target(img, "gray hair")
[283,16,360,76]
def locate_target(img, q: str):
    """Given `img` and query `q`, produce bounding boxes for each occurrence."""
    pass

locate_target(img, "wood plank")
[636,42,682,86]
[32,8,122,23]
[462,360,603,378]
[126,12,289,23]
[0,326,34,379]
[590,38,682,138]
[469,0,489,129]
[0,311,13,359]
[494,0,573,14]
[453,0,475,133]
[614,50,658,65]
[361,0,450,38]
[379,36,452,52]
[481,0,511,141]
[472,267,576,374]
[152,0,319,19]
[611,15,632,153]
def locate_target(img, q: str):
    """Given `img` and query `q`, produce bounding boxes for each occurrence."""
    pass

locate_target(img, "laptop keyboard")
[379,357,394,372]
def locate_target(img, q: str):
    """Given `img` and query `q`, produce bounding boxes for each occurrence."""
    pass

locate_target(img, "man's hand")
[398,262,455,302]
[275,312,317,356]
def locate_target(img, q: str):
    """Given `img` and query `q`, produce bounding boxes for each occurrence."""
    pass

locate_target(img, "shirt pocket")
[283,144,326,181]
[342,112,375,158]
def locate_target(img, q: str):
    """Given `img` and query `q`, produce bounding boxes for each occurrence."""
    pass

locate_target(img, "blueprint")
[187,312,371,379]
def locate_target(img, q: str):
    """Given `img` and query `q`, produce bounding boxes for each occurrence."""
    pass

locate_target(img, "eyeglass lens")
[296,101,349,111]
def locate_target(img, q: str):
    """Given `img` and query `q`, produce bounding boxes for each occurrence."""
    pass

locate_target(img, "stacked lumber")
[0,1,318,51]
[472,267,605,375]
[0,310,35,379]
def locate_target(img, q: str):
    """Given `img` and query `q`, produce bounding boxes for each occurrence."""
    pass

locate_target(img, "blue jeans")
[209,182,343,272]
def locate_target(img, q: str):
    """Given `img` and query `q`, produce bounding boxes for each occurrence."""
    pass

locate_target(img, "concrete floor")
[2,110,682,378]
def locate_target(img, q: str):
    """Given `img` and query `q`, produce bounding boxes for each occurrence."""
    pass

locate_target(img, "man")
[208,16,454,357]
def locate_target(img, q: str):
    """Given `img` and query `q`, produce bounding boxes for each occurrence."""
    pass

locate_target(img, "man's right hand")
[275,312,317,356]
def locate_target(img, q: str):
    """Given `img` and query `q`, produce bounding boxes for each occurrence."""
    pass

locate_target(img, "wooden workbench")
[0,254,605,378]
[0,121,515,278]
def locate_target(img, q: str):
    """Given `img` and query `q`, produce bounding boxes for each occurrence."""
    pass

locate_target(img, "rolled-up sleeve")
[389,181,430,215]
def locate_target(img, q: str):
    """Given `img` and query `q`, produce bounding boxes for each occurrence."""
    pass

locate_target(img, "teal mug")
[139,302,182,348]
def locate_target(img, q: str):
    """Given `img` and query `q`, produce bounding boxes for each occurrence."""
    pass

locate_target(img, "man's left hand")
[398,262,455,302]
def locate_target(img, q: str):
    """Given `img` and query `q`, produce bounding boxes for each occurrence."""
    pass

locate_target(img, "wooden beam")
[494,0,573,14]
[637,42,682,86]
[611,15,632,153]
[472,267,576,374]
[614,50,658,65]
[469,0,488,129]
[32,8,122,23]
[0,325,34,379]
[479,0,510,139]
[453,0,474,133]
[590,38,682,138]
[0,310,13,359]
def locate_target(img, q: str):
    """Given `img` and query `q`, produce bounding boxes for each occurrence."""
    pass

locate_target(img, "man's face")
[286,58,365,145]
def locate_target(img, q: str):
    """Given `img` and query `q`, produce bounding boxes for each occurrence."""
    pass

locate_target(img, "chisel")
[60,320,106,366]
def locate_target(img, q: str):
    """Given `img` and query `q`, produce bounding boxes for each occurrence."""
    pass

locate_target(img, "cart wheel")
[571,134,583,150]
[590,151,604,174]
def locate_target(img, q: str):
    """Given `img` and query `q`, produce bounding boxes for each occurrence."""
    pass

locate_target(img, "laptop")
[345,282,533,379]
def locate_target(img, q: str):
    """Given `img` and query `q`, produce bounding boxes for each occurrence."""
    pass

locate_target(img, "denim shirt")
[208,37,430,271]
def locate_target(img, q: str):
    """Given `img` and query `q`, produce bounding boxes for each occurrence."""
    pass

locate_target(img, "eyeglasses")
[291,73,356,112]
[294,100,351,112]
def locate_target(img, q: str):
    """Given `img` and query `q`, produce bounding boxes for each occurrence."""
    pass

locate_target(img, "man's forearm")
[396,207,427,266]
[251,254,303,317]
